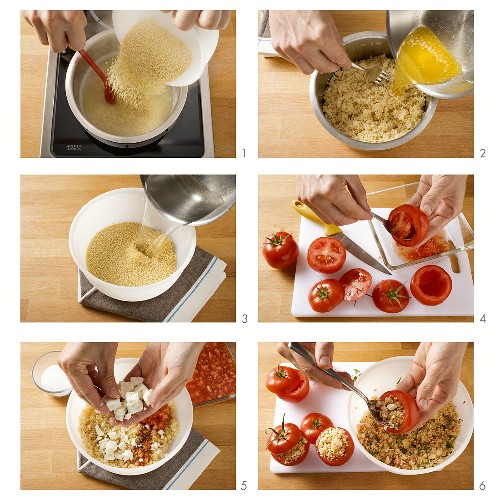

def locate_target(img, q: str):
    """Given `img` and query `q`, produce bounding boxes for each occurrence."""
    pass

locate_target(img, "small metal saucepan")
[65,29,188,148]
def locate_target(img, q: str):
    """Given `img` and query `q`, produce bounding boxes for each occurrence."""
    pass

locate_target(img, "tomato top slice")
[339,268,373,301]
[300,413,334,444]
[388,204,429,247]
[266,415,302,454]
[410,265,452,306]
[266,365,301,396]
[307,237,346,274]
[276,369,310,403]
[380,390,420,434]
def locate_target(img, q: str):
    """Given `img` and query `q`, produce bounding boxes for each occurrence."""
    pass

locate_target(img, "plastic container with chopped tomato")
[186,342,236,406]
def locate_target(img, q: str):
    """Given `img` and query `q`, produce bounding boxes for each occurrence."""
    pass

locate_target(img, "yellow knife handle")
[292,200,342,236]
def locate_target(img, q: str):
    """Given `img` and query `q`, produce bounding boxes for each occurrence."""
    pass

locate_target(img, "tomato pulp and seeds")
[396,234,450,262]
[186,343,236,405]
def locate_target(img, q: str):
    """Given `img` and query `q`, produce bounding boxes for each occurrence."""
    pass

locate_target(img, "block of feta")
[103,396,122,412]
[143,388,153,407]
[125,391,140,405]
[126,399,144,415]
[119,381,135,399]
[130,377,144,387]
[114,406,126,421]
[133,383,148,399]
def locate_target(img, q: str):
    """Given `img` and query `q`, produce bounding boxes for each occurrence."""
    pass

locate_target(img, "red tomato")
[266,365,301,396]
[265,365,310,403]
[339,268,373,301]
[308,279,344,313]
[266,415,302,454]
[410,265,452,306]
[271,439,310,466]
[307,237,346,274]
[315,427,355,466]
[262,231,299,269]
[372,280,410,313]
[300,413,334,444]
[380,390,420,434]
[388,205,429,247]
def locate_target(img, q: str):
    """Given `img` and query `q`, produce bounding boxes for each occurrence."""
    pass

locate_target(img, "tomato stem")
[265,233,290,246]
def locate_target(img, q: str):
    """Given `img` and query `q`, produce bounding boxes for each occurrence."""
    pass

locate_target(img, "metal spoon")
[288,342,395,429]
[79,49,116,104]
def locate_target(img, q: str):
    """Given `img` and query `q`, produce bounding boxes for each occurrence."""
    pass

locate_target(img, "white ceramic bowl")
[69,188,196,302]
[347,356,473,475]
[112,10,218,87]
[66,358,193,476]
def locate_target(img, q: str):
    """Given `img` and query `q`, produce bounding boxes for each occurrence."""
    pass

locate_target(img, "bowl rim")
[346,355,474,475]
[309,30,438,150]
[31,350,72,395]
[66,357,193,476]
[65,29,188,144]
[68,187,197,292]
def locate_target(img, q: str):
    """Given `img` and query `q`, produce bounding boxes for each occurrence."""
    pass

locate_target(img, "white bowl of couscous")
[69,188,196,302]
[66,358,193,476]
[347,356,474,475]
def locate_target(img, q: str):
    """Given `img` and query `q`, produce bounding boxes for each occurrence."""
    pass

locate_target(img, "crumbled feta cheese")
[151,442,160,451]
[119,381,135,399]
[126,399,144,415]
[103,396,122,411]
[143,388,153,407]
[130,377,144,386]
[95,424,104,437]
[108,431,118,440]
[124,413,132,420]
[158,430,164,437]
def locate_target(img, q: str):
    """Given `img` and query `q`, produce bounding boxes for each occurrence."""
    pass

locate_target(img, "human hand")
[115,342,205,426]
[268,10,351,75]
[397,342,467,429]
[297,175,372,226]
[58,342,119,416]
[408,175,468,244]
[22,10,87,52]
[161,10,231,30]
[277,342,354,389]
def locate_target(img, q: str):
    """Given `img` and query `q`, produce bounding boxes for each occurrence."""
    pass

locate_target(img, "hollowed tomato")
[388,205,429,247]
[339,268,372,301]
[262,231,299,269]
[307,237,346,274]
[380,390,420,434]
[308,279,344,313]
[410,265,452,306]
[372,280,410,313]
[300,413,334,444]
[266,365,310,403]
[315,427,355,466]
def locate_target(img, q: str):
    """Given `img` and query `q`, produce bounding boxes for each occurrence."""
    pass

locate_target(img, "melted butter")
[394,26,462,93]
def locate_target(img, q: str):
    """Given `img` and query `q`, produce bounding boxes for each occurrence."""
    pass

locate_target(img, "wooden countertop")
[20,175,236,322]
[21,342,236,490]
[259,10,474,158]
[258,342,474,490]
[20,11,236,158]
[258,175,474,322]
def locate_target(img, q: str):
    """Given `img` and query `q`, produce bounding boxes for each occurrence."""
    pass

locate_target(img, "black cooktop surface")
[50,53,206,157]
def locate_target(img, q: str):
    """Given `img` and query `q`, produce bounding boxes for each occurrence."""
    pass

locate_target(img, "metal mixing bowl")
[387,10,474,99]
[310,31,437,151]
[141,175,236,226]
[65,29,188,148]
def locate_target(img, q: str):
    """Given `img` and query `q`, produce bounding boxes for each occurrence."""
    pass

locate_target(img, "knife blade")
[292,200,392,275]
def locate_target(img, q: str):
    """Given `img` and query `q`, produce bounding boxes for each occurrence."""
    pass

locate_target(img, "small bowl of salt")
[32,351,72,397]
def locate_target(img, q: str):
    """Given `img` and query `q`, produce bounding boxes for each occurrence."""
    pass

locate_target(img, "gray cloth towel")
[79,247,219,322]
[78,428,211,489]
[259,10,270,38]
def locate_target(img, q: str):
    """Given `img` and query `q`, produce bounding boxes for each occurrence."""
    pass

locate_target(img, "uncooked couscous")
[86,222,176,287]
[322,54,426,143]
[108,19,191,109]
[79,403,178,468]
[357,401,461,469]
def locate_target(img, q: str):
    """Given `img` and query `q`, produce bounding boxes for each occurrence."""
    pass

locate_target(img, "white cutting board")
[291,211,474,317]
[270,362,382,473]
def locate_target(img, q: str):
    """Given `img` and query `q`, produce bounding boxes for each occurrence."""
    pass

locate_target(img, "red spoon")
[79,49,116,104]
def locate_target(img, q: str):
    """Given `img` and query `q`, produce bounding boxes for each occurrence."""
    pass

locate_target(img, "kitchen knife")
[292,200,392,275]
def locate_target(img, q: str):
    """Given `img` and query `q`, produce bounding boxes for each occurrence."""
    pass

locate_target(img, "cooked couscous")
[86,222,176,287]
[357,401,461,469]
[273,436,308,465]
[374,395,406,429]
[316,427,349,459]
[79,403,179,468]
[322,54,426,143]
